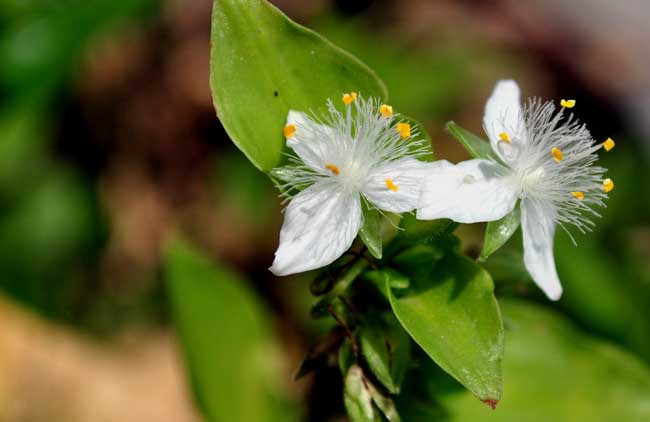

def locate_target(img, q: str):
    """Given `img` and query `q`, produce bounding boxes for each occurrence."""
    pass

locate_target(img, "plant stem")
[311,256,370,317]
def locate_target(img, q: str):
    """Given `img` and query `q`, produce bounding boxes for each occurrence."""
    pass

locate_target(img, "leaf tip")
[444,120,456,132]
[481,398,499,410]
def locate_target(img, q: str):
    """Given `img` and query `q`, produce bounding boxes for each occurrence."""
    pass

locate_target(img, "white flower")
[417,80,613,300]
[270,94,430,276]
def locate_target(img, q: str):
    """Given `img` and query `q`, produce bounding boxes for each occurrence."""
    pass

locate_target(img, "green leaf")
[363,269,410,299]
[392,244,446,269]
[339,339,354,377]
[367,384,401,422]
[384,215,458,258]
[210,0,387,172]
[387,253,504,402]
[359,315,411,394]
[437,299,650,420]
[479,205,520,261]
[359,204,383,259]
[344,365,377,422]
[396,214,457,245]
[344,365,401,422]
[446,121,497,161]
[165,238,297,422]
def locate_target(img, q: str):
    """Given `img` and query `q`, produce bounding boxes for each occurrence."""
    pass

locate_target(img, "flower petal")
[521,199,563,300]
[483,80,525,160]
[416,159,517,223]
[270,182,362,276]
[286,110,334,170]
[363,158,430,213]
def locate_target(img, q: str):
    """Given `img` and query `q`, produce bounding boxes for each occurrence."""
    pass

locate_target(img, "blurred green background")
[0,0,648,420]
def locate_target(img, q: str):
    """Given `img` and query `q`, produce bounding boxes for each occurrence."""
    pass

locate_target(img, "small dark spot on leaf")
[273,90,279,97]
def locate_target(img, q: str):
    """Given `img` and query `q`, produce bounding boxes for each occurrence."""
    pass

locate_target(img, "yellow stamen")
[498,132,511,143]
[325,163,340,175]
[603,178,614,193]
[380,104,393,117]
[283,124,296,139]
[560,99,576,108]
[396,122,411,139]
[385,178,399,192]
[342,92,358,105]
[603,137,615,152]
[551,147,563,162]
[571,191,585,200]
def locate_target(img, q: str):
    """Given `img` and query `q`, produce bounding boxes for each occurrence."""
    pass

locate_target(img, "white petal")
[416,159,517,223]
[521,199,563,300]
[363,158,430,213]
[286,110,333,170]
[270,182,362,276]
[483,80,525,160]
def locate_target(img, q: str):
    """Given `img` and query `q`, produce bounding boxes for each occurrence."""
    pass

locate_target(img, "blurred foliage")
[313,15,505,121]
[0,0,157,108]
[165,238,300,422]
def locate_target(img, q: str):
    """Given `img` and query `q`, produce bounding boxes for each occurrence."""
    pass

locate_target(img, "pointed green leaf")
[446,121,497,161]
[210,0,387,172]
[165,238,297,422]
[344,365,377,422]
[359,315,411,394]
[359,204,383,259]
[479,205,521,261]
[437,299,650,420]
[366,382,401,422]
[387,253,504,402]
[344,364,401,422]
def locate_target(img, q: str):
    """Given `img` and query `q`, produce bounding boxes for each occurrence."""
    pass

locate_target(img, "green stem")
[311,256,370,317]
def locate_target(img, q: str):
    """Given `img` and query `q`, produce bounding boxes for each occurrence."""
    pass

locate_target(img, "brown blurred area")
[1,0,647,420]
[0,295,200,421]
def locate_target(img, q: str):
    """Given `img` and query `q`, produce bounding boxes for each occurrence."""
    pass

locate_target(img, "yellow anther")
[603,137,615,152]
[498,132,511,143]
[560,99,576,108]
[380,104,393,117]
[551,147,563,162]
[571,191,585,200]
[283,124,296,139]
[396,122,411,139]
[385,178,399,192]
[342,92,358,105]
[603,178,614,193]
[325,163,340,175]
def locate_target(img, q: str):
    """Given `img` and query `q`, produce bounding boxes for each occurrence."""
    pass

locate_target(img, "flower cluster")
[270,81,614,300]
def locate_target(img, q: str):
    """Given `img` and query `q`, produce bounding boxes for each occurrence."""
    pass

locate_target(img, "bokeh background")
[0,0,648,420]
